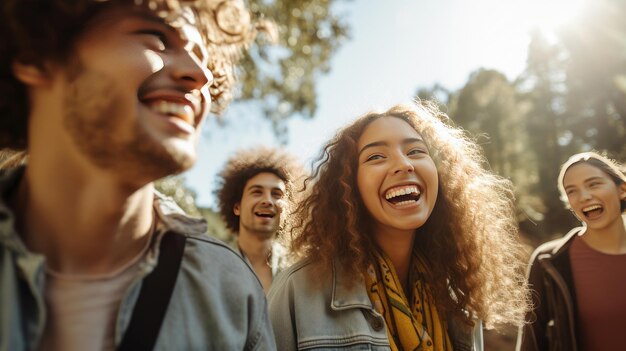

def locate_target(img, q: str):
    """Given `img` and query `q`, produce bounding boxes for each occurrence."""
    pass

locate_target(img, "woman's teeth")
[385,186,420,200]
[582,204,602,212]
[582,204,603,218]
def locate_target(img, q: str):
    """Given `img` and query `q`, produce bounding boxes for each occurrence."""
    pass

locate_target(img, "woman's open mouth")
[582,204,603,219]
[384,185,421,207]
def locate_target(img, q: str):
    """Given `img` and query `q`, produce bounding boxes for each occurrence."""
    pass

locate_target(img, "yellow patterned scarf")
[364,250,453,351]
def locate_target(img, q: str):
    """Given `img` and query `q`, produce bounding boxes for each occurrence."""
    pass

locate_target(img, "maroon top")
[570,235,626,351]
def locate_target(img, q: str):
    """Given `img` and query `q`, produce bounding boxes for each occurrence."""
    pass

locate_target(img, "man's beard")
[241,221,280,240]
[62,63,196,183]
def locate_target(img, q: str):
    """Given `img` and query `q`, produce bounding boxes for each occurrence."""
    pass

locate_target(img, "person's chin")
[162,139,197,167]
[166,153,196,175]
[132,147,196,180]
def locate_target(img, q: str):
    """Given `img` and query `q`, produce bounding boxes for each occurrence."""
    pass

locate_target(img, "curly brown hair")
[286,101,529,328]
[215,146,304,235]
[0,0,259,149]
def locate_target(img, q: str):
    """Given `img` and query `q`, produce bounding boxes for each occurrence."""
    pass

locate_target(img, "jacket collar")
[235,240,286,277]
[543,226,585,259]
[0,166,207,254]
[0,167,28,253]
[330,259,374,311]
[153,191,207,237]
[328,258,479,349]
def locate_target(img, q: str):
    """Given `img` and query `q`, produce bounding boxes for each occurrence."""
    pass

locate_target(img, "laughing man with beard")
[0,0,276,350]
[216,147,303,294]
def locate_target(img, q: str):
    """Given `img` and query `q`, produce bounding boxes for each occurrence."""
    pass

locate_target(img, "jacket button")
[370,317,384,331]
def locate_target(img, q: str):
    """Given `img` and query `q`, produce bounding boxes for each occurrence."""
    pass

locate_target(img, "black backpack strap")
[118,231,187,351]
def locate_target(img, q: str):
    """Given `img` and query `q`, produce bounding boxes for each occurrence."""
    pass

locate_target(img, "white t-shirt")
[38,236,152,351]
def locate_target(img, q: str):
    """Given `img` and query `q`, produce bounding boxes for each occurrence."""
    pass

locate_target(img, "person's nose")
[170,49,213,90]
[579,188,592,202]
[391,154,414,174]
[259,192,273,206]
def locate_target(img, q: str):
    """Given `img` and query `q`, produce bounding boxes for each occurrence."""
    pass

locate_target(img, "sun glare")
[520,0,587,34]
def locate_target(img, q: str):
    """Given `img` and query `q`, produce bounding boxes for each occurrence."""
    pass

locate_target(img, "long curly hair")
[287,101,529,328]
[0,0,259,149]
[215,146,304,235]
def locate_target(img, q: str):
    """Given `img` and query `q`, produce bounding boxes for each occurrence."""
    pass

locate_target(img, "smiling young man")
[216,147,302,293]
[0,0,276,350]
[518,152,626,351]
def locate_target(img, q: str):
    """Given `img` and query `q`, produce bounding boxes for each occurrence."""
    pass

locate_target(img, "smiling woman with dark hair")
[518,152,626,351]
[268,101,530,351]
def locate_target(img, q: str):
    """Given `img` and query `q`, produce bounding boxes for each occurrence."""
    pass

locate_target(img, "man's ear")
[233,203,241,216]
[12,61,51,87]
[619,183,626,200]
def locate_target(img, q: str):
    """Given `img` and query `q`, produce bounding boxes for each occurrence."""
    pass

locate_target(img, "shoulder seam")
[181,233,265,288]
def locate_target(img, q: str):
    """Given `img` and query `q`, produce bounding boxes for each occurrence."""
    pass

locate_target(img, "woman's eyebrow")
[403,137,425,146]
[583,176,604,183]
[358,141,387,157]
[564,176,605,190]
[564,184,576,191]
[358,137,424,157]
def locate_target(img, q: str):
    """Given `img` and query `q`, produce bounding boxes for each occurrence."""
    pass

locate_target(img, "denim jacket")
[0,168,277,351]
[268,259,483,351]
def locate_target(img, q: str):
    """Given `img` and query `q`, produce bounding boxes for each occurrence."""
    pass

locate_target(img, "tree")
[442,69,542,226]
[558,0,626,158]
[235,0,351,137]
[514,30,579,238]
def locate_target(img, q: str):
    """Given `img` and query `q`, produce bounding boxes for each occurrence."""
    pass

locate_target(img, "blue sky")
[185,0,583,208]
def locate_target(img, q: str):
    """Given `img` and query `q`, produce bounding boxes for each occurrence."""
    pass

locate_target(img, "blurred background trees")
[155,176,232,242]
[417,0,625,242]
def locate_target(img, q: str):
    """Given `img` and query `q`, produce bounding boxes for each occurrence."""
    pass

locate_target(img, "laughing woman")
[268,101,529,351]
[517,152,626,351]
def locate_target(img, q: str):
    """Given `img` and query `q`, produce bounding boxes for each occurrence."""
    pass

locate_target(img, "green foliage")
[516,30,578,236]
[155,176,201,216]
[198,206,234,244]
[416,0,626,239]
[238,0,351,138]
[454,69,541,223]
[155,176,232,242]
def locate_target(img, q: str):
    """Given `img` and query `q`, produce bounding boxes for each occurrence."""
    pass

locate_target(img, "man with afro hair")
[216,146,303,293]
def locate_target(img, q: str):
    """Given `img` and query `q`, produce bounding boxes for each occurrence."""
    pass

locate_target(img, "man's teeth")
[582,205,602,212]
[150,101,194,123]
[385,186,420,200]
